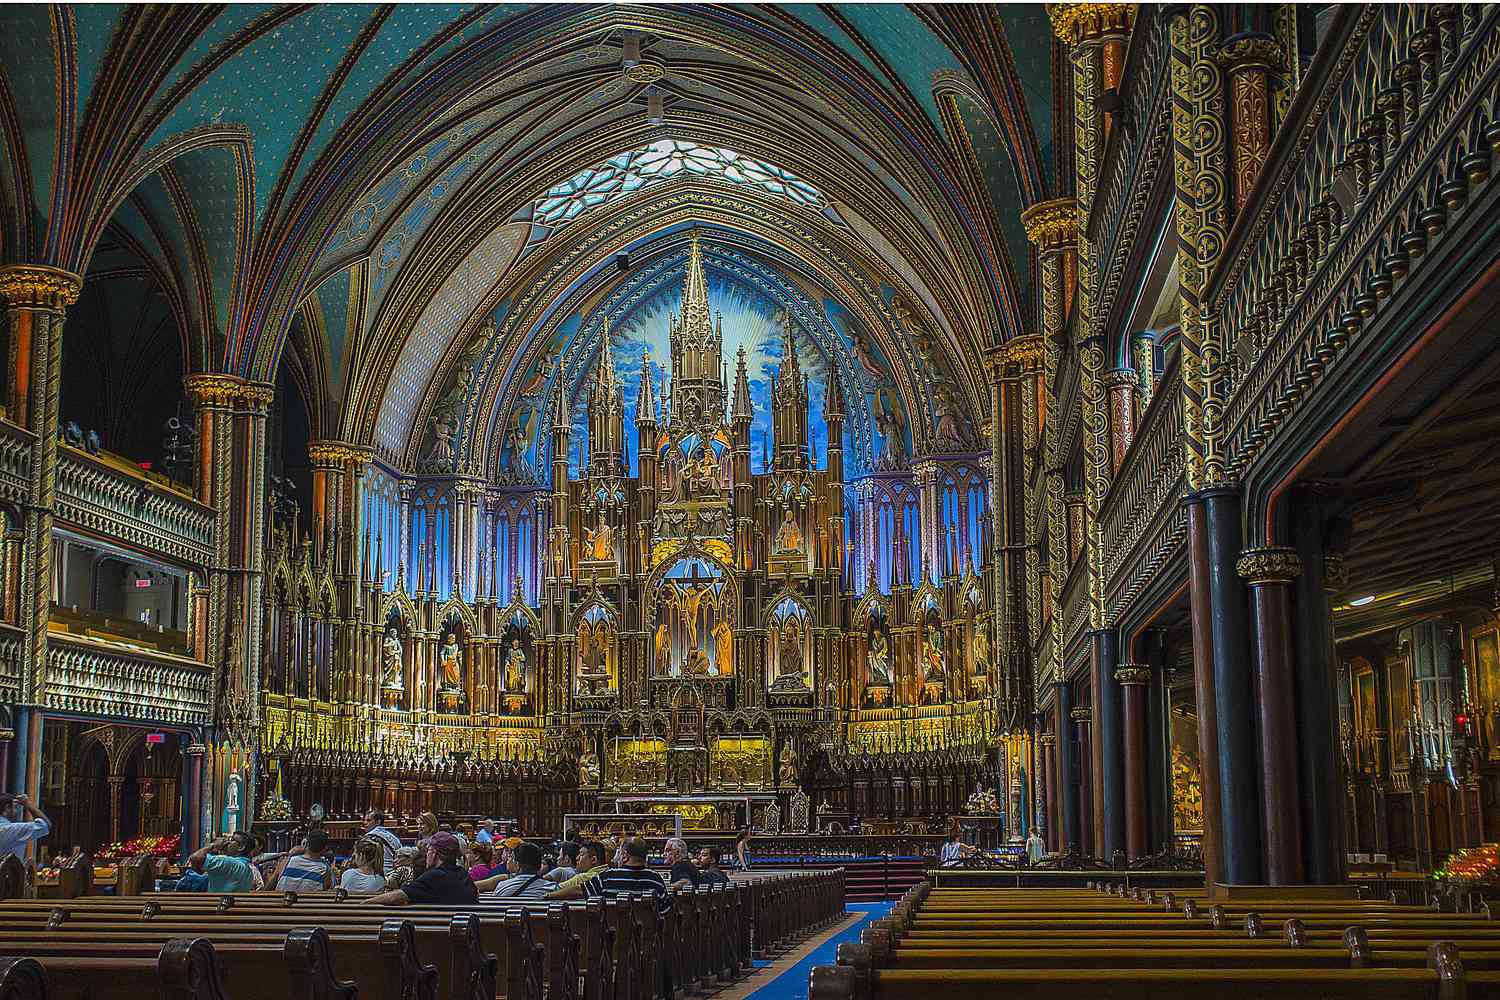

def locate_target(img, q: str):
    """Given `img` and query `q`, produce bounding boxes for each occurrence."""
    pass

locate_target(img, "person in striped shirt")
[266,830,333,891]
[583,837,670,913]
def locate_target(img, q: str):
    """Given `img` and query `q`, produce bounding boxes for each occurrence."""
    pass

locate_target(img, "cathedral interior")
[2,1,1500,895]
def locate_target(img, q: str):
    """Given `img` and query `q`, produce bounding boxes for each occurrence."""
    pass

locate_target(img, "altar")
[602,794,780,832]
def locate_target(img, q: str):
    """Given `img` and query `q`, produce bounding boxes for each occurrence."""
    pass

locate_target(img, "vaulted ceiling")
[0,4,1058,473]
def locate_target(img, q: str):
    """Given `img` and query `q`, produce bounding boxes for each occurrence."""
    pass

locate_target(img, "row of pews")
[810,879,1500,999]
[0,869,844,1000]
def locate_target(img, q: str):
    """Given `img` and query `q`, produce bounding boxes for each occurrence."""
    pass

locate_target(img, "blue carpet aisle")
[741,902,893,1000]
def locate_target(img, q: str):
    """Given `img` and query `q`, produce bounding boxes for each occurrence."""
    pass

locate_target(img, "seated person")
[663,837,700,889]
[367,832,477,906]
[466,842,495,882]
[545,841,580,883]
[695,845,730,885]
[340,838,388,894]
[188,831,258,892]
[546,840,609,899]
[584,837,669,913]
[267,830,333,891]
[476,841,551,898]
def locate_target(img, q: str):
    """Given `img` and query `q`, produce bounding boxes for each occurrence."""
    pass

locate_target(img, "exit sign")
[146,733,166,745]
[135,578,152,588]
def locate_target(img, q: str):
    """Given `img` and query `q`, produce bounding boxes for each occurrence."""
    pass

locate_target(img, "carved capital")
[1022,198,1079,252]
[1103,368,1141,391]
[0,264,82,311]
[988,336,1047,379]
[1322,554,1349,594]
[307,440,372,468]
[1237,546,1302,585]
[1114,665,1152,685]
[185,743,208,757]
[183,374,246,409]
[1069,706,1092,724]
[1218,32,1283,73]
[1048,3,1134,46]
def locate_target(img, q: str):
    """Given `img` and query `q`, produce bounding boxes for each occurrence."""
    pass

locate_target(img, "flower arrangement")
[95,833,181,861]
[964,786,1000,815]
[1435,844,1500,883]
[261,795,292,821]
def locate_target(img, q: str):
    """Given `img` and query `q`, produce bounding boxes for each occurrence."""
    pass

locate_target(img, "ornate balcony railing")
[45,632,213,726]
[1099,359,1187,623]
[0,623,22,703]
[55,443,215,567]
[0,420,32,508]
[1212,5,1500,473]
[1087,5,1174,341]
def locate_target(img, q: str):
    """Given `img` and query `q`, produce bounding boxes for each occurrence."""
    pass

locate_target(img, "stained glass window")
[533,139,822,227]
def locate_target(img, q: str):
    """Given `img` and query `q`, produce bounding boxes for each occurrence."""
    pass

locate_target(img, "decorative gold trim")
[0,264,82,310]
[307,441,373,467]
[1048,4,1134,47]
[1069,706,1093,724]
[992,335,1046,376]
[182,374,246,408]
[1322,554,1349,594]
[1022,198,1079,251]
[1236,546,1302,585]
[1114,665,1152,685]
[1218,33,1283,72]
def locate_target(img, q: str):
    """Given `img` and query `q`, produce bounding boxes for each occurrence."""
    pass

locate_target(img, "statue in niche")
[874,393,905,469]
[438,630,462,692]
[789,788,811,834]
[923,621,946,683]
[868,628,892,686]
[654,623,672,676]
[504,404,536,475]
[578,749,600,789]
[503,636,528,694]
[762,799,782,835]
[674,585,709,659]
[384,629,408,692]
[972,628,990,676]
[778,754,798,788]
[774,617,807,688]
[932,384,969,449]
[224,773,242,835]
[712,621,733,677]
[696,448,721,492]
[774,507,803,553]
[585,512,614,561]
[423,407,457,467]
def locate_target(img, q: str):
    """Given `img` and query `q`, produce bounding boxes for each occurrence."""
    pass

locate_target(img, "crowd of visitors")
[161,809,745,909]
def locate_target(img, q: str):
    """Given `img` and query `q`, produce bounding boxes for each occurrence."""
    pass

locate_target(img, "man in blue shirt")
[0,794,51,861]
[475,818,496,846]
[188,830,258,891]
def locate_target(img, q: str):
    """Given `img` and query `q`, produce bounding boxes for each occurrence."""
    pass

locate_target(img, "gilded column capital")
[1048,4,1134,47]
[307,440,373,468]
[1103,368,1142,391]
[1022,198,1079,252]
[183,373,247,409]
[1069,706,1093,724]
[240,381,276,412]
[1237,546,1302,585]
[1217,31,1282,72]
[989,336,1046,379]
[1115,664,1152,685]
[0,264,82,311]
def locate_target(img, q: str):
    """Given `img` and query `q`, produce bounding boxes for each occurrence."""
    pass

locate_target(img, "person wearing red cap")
[366,831,477,906]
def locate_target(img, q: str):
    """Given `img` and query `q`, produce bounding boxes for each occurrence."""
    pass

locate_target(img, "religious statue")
[772,618,807,689]
[577,749,600,789]
[923,622,946,682]
[789,788,811,834]
[868,628,892,686]
[874,393,905,469]
[932,384,968,449]
[654,622,671,676]
[972,628,990,676]
[774,507,803,553]
[696,448,721,492]
[585,512,614,561]
[384,629,408,692]
[712,620,733,677]
[502,636,527,693]
[675,584,708,658]
[438,630,462,692]
[778,754,798,788]
[761,799,782,835]
[423,407,457,467]
[224,773,242,835]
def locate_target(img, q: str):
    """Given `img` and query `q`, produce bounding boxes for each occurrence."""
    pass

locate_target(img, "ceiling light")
[1349,595,1376,606]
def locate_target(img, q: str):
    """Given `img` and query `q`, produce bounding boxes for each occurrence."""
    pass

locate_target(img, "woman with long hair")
[339,838,388,894]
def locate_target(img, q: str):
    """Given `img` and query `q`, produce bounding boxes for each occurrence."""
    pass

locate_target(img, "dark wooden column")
[1117,663,1151,860]
[1073,704,1095,856]
[1184,494,1225,885]
[1055,681,1079,852]
[1203,485,1262,884]
[1239,546,1305,885]
[1092,629,1125,861]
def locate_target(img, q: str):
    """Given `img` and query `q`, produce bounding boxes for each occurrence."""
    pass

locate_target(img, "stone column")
[1071,705,1094,856]
[1239,545,1305,884]
[1219,33,1282,212]
[1105,368,1140,471]
[993,337,1044,726]
[0,265,82,736]
[1091,628,1124,861]
[1117,663,1152,861]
